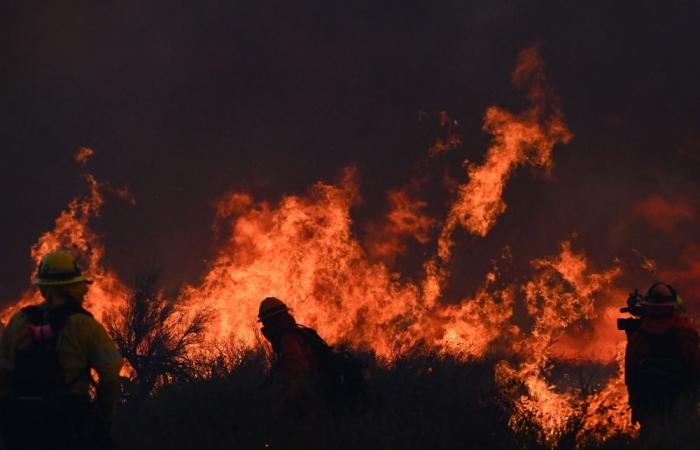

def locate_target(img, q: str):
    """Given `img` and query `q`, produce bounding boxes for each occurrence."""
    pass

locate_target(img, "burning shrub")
[106,271,212,400]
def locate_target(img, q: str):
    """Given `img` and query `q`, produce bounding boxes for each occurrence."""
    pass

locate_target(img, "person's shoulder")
[674,324,699,341]
[6,302,47,324]
[4,307,30,329]
[64,308,103,331]
[280,329,313,350]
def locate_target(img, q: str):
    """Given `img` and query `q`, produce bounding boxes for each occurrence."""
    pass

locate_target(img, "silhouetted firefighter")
[0,251,122,450]
[618,283,700,433]
[258,297,368,413]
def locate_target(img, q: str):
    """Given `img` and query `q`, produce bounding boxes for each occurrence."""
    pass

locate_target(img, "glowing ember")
[74,146,94,166]
[428,111,462,157]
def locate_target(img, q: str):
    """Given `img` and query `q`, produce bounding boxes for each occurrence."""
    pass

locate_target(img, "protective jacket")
[624,315,700,427]
[0,300,122,449]
[270,327,322,400]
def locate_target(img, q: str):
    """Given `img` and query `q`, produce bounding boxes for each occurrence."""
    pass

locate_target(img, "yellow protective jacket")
[0,301,122,418]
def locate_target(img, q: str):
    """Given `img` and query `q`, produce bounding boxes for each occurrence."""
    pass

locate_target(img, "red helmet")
[640,283,677,307]
[258,297,290,321]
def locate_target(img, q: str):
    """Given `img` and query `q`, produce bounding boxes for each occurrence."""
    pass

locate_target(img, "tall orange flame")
[439,44,572,261]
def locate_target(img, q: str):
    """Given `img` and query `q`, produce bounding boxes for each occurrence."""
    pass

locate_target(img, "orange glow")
[74,146,94,166]
[634,194,696,232]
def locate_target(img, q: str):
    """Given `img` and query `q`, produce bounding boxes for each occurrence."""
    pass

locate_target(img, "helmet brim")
[640,300,676,307]
[257,307,289,322]
[33,276,92,286]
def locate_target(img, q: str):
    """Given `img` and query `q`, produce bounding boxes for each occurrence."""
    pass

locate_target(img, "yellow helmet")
[33,251,90,286]
[258,297,289,321]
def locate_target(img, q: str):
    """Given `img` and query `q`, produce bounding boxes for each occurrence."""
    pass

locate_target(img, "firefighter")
[258,297,323,410]
[0,251,123,450]
[258,297,369,416]
[624,282,700,433]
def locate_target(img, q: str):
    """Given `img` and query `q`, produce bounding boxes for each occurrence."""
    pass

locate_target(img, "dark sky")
[2,0,699,307]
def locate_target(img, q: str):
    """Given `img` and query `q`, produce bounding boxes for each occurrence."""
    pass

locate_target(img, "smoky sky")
[2,0,699,308]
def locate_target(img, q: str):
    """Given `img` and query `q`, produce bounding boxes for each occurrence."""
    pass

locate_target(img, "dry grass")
[111,347,700,450]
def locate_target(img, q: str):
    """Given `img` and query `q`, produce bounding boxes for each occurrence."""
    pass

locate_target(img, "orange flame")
[496,242,627,446]
[183,169,432,357]
[439,44,572,260]
[364,180,436,263]
[74,146,94,166]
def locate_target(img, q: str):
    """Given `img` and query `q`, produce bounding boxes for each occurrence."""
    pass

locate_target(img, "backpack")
[11,304,92,399]
[630,327,696,423]
[290,325,369,406]
[637,329,686,384]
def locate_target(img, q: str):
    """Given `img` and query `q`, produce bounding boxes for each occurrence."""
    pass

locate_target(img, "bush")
[105,271,212,401]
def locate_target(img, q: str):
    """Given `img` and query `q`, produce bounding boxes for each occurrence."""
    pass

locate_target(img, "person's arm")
[87,322,123,418]
[0,314,24,398]
[624,333,641,407]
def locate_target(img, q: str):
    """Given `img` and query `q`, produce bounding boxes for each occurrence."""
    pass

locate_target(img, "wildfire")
[495,242,628,446]
[1,46,642,447]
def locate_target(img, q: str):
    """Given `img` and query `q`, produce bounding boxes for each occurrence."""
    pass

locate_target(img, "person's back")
[0,251,122,450]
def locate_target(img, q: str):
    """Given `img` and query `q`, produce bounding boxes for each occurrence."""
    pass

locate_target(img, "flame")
[438,44,572,260]
[495,242,625,446]
[577,347,639,445]
[183,169,435,358]
[364,180,437,263]
[74,146,94,166]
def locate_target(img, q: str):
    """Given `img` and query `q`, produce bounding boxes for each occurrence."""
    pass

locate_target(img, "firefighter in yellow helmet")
[0,251,123,450]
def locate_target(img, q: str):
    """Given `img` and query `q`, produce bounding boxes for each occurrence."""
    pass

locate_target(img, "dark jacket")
[624,315,700,426]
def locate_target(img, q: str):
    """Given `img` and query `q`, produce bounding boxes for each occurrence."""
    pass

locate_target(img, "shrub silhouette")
[106,271,212,400]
